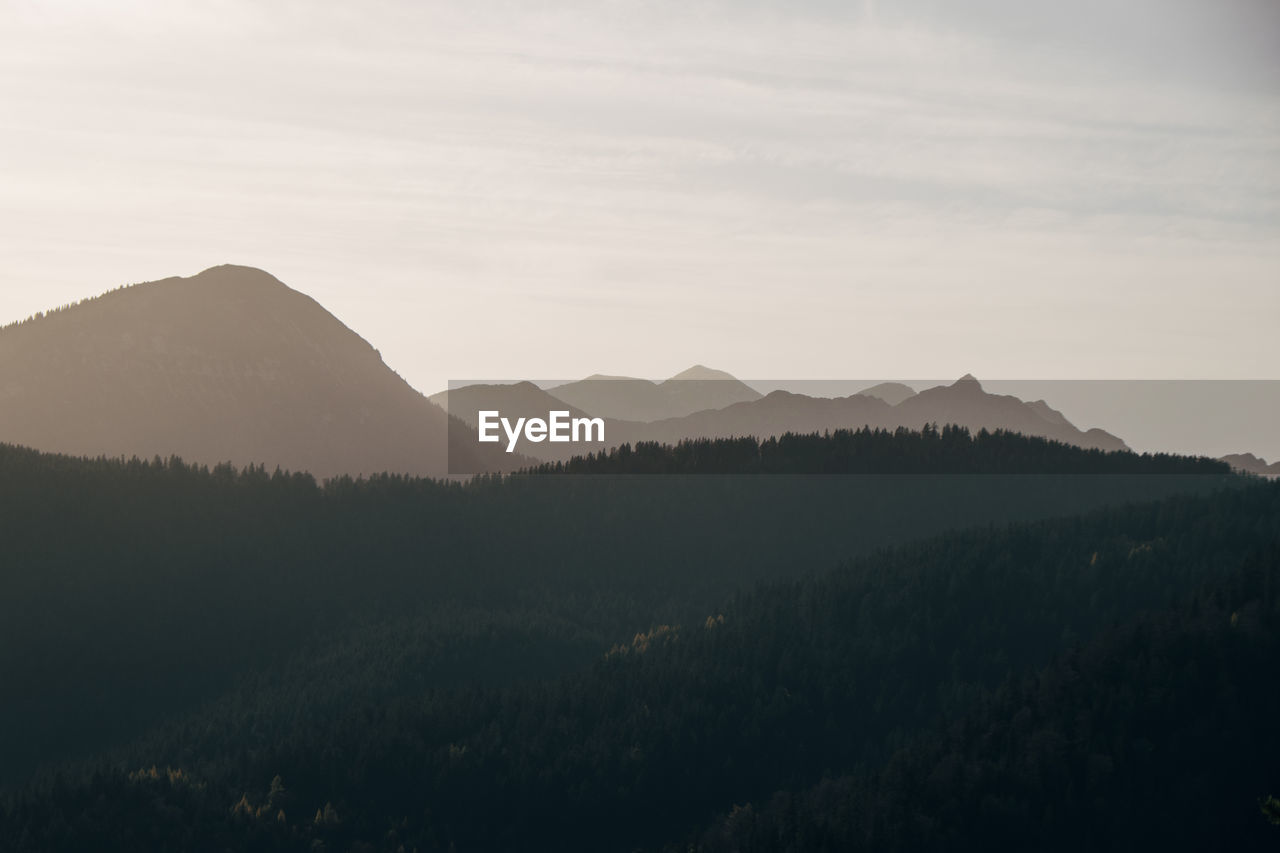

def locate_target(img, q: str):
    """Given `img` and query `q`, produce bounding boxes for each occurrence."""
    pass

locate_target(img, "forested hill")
[0,435,1237,788]
[676,548,1280,853]
[522,425,1229,475]
[1,477,1275,851]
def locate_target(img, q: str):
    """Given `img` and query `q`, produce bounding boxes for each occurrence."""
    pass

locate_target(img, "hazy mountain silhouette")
[856,381,917,405]
[548,364,762,421]
[1,268,1130,475]
[472,373,1125,458]
[893,375,1127,451]
[609,389,894,448]
[0,265,506,478]
[435,372,1127,463]
[1220,452,1280,478]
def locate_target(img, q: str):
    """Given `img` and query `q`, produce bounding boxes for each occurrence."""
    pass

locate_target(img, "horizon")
[4,262,1279,461]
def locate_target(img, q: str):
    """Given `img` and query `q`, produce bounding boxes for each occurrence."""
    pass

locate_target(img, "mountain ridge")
[440,370,1130,462]
[0,265,507,479]
[9,266,1270,476]
[1220,452,1280,478]
[548,366,763,421]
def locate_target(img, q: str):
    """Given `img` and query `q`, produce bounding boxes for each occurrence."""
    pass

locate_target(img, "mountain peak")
[0,267,512,478]
[669,364,738,382]
[856,382,917,406]
[184,264,291,292]
[1220,453,1280,478]
[197,263,276,277]
[953,373,983,391]
[550,365,759,422]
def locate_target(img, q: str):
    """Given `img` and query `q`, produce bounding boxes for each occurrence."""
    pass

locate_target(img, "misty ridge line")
[1,264,1277,480]
[438,370,1139,475]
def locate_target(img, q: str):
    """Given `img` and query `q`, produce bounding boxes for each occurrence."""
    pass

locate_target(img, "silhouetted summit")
[856,381,917,405]
[549,365,762,421]
[0,265,501,478]
[668,364,739,382]
[442,370,1129,461]
[1221,452,1280,478]
[894,375,1127,452]
[589,374,1129,454]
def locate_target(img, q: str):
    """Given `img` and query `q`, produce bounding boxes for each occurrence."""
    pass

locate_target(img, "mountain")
[438,372,1126,464]
[1221,452,1280,478]
[0,265,504,479]
[893,374,1127,451]
[583,374,1127,455]
[613,389,893,446]
[856,380,917,405]
[548,365,762,421]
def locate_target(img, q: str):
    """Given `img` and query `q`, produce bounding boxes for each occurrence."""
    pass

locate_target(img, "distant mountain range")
[434,371,1130,465]
[1,265,1268,478]
[0,265,511,479]
[857,381,918,406]
[1220,453,1280,479]
[546,365,762,421]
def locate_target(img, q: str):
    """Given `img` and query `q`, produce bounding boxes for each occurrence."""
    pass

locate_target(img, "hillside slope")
[548,365,762,421]
[0,265,501,478]
[592,375,1128,455]
[2,478,1271,852]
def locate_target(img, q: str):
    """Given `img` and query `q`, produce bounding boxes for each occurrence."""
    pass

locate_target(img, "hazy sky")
[2,0,1278,394]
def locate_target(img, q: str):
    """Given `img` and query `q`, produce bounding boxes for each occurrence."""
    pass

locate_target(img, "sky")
[2,0,1278,397]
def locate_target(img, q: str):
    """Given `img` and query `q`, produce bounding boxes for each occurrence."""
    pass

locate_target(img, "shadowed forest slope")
[1,477,1274,852]
[0,433,1233,783]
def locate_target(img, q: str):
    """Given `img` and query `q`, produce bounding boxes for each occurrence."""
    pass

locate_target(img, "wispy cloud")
[1,0,1276,388]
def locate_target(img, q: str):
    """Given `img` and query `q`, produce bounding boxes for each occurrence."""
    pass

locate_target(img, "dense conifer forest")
[675,550,1280,852]
[0,431,1272,851]
[523,425,1229,475]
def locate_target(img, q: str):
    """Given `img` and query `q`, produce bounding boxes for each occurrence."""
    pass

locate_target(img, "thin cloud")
[0,0,1276,391]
